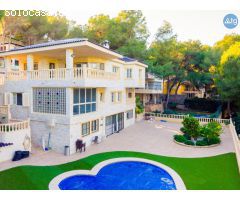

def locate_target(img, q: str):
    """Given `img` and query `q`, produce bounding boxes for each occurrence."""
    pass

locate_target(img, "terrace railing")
[6,71,27,81]
[5,67,119,81]
[145,112,230,124]
[229,119,240,173]
[0,119,30,133]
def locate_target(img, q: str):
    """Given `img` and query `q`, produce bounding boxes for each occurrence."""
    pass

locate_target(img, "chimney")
[102,40,110,49]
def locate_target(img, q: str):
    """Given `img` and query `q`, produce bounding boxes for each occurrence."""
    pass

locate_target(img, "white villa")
[0,38,147,161]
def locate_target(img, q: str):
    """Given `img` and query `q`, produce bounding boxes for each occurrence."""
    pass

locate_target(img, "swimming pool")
[58,161,177,190]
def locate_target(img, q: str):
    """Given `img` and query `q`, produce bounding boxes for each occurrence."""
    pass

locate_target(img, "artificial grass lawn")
[0,151,239,190]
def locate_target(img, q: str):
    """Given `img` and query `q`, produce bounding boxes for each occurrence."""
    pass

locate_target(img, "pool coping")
[48,157,186,190]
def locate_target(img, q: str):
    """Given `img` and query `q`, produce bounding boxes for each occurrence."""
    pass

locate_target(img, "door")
[117,113,124,131]
[105,113,124,137]
[49,63,55,69]
[49,63,55,78]
[105,116,113,137]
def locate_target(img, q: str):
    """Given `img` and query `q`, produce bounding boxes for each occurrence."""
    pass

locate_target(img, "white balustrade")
[5,67,119,81]
[145,112,230,124]
[0,119,30,133]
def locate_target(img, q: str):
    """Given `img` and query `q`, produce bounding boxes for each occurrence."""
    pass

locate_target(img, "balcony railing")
[0,119,30,133]
[5,67,119,81]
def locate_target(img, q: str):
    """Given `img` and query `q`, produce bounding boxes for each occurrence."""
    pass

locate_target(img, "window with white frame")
[126,110,133,119]
[82,119,99,137]
[13,93,23,106]
[100,92,104,102]
[82,122,90,136]
[91,119,99,133]
[33,88,66,114]
[117,92,122,102]
[73,88,96,115]
[34,63,38,70]
[14,60,19,67]
[126,68,132,78]
[111,92,115,103]
[112,66,119,73]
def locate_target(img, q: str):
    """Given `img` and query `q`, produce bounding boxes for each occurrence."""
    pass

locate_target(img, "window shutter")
[23,93,30,107]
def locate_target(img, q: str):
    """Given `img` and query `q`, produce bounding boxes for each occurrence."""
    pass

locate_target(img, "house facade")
[0,38,146,156]
[136,73,164,112]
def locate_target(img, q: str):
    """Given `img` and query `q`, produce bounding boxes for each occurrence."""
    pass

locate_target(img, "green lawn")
[0,151,239,190]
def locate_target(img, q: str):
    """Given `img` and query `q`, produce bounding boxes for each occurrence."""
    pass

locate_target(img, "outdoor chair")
[144,113,151,120]
[76,139,86,153]
[91,136,99,144]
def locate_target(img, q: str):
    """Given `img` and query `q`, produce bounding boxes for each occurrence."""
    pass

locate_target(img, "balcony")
[136,82,163,94]
[3,67,120,87]
[5,67,118,81]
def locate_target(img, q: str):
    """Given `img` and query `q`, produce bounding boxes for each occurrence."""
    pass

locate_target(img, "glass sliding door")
[105,112,124,137]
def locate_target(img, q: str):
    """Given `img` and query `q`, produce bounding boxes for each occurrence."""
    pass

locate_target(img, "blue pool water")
[58,161,177,190]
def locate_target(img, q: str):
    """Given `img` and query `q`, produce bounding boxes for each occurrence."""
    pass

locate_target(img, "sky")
[60,10,240,46]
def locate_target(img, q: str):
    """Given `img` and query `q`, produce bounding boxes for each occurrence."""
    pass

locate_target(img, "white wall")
[0,127,31,162]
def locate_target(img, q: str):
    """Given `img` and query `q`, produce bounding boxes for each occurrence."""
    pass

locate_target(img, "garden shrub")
[180,127,186,133]
[174,135,187,143]
[182,116,200,139]
[183,133,191,140]
[135,96,144,114]
[196,140,208,146]
[200,121,222,142]
[163,109,178,115]
[184,97,221,112]
[168,102,177,109]
[205,137,221,145]
[184,140,194,145]
[233,114,240,135]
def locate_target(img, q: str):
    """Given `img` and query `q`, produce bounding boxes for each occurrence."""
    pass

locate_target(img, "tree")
[200,121,222,143]
[46,13,69,41]
[147,21,184,108]
[85,10,149,59]
[215,42,240,115]
[182,116,200,140]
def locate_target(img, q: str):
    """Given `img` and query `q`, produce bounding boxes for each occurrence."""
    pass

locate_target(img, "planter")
[136,113,144,121]
[173,139,220,148]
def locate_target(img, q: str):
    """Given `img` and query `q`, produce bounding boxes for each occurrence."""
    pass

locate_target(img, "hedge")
[184,97,221,113]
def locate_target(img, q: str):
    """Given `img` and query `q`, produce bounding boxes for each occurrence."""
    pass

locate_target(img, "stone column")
[27,54,34,71]
[27,54,34,80]
[4,57,11,72]
[66,49,73,69]
[66,88,73,117]
[66,49,74,79]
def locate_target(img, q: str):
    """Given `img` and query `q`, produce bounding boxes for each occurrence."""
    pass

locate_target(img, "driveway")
[0,120,235,171]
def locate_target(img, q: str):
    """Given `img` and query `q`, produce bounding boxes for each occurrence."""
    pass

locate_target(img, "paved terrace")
[0,120,235,172]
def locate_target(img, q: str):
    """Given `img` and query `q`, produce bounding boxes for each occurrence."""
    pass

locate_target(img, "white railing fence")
[0,119,30,133]
[229,119,240,173]
[5,67,119,81]
[6,71,27,81]
[145,112,230,124]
